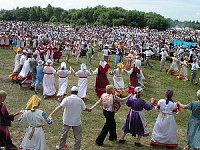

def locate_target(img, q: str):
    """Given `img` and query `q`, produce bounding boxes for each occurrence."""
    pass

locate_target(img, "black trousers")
[96,109,117,145]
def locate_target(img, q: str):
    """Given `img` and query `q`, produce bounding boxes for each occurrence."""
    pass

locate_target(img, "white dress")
[13,53,22,73]
[112,68,125,94]
[18,109,53,150]
[75,70,91,98]
[151,99,178,146]
[43,66,56,97]
[18,58,32,84]
[57,70,71,97]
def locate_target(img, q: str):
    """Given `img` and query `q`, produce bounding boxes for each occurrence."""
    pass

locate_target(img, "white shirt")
[191,61,199,71]
[60,94,86,126]
[102,49,110,56]
[160,50,169,59]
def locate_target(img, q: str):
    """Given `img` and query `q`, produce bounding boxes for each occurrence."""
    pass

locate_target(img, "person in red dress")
[92,60,110,98]
[0,90,21,150]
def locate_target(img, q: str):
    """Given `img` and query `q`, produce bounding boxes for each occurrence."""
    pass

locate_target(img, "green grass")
[0,48,199,150]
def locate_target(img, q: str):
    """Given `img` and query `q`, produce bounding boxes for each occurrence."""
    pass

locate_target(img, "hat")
[71,86,79,91]
[23,50,27,54]
[161,48,165,51]
[105,44,109,47]
[38,60,44,65]
[26,95,41,111]
[61,62,66,69]
[46,59,53,66]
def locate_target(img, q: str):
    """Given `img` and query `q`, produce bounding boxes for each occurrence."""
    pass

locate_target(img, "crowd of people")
[0,21,200,150]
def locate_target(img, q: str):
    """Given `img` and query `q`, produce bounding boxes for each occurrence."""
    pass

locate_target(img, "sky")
[0,0,199,22]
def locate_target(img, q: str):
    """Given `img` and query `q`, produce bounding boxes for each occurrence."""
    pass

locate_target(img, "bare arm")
[177,101,188,109]
[49,105,63,119]
[179,103,188,109]
[89,98,102,111]
[116,94,132,102]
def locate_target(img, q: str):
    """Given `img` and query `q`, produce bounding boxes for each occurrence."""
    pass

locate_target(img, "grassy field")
[0,48,199,150]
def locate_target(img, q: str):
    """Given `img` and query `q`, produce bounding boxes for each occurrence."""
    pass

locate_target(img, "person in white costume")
[150,89,179,148]
[110,62,126,96]
[18,95,53,150]
[9,48,22,80]
[43,59,56,98]
[73,63,91,99]
[56,62,71,102]
[17,51,32,86]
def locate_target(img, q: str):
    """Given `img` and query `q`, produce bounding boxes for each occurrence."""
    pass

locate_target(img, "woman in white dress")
[9,48,22,80]
[56,62,71,101]
[150,89,179,148]
[17,51,32,86]
[177,56,189,81]
[110,62,126,96]
[18,95,53,150]
[167,53,180,76]
[73,63,91,99]
[43,59,56,98]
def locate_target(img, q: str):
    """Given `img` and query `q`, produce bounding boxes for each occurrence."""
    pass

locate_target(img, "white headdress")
[99,60,107,68]
[81,63,87,70]
[61,62,66,69]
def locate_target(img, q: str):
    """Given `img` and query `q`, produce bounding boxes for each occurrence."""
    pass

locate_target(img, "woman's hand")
[14,110,24,116]
[151,98,155,103]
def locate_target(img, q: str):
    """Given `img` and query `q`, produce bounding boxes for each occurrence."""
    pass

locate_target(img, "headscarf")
[117,62,124,74]
[61,62,66,69]
[134,86,143,96]
[99,60,107,68]
[26,95,41,111]
[81,63,87,70]
[165,89,174,104]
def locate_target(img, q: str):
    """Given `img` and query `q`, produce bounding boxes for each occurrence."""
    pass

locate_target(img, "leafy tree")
[50,15,58,22]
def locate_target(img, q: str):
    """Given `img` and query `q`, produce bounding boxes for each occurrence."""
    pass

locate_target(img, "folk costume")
[43,59,56,98]
[93,61,110,98]
[151,89,179,148]
[74,63,91,99]
[111,63,126,95]
[57,62,71,99]
[18,95,53,150]
[125,62,140,94]
[9,48,22,80]
[120,87,154,145]
[0,103,17,150]
[177,58,189,81]
[167,53,180,76]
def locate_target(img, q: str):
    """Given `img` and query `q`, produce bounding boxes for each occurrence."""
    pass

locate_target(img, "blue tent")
[171,39,197,48]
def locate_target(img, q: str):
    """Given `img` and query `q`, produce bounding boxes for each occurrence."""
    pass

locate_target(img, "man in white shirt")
[49,86,89,150]
[102,44,110,62]
[144,49,154,68]
[160,48,169,72]
[190,57,200,85]
[64,43,71,62]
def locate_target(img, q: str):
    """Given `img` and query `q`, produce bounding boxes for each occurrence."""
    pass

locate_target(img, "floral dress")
[186,101,200,149]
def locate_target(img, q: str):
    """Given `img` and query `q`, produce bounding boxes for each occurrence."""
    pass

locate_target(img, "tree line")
[0,4,199,30]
